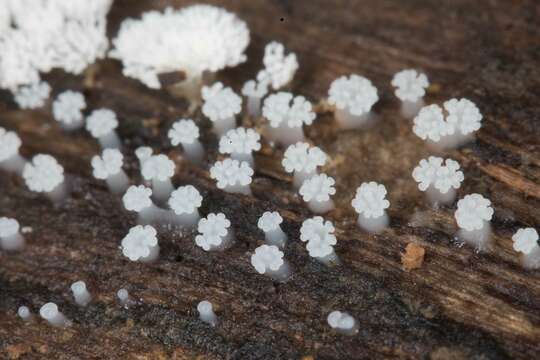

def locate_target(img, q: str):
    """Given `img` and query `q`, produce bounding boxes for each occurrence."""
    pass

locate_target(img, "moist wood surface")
[1,0,540,359]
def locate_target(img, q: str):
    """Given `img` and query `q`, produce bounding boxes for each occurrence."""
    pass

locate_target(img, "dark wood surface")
[1,0,540,359]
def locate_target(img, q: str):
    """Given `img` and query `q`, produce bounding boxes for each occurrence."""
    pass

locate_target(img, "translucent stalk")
[40,303,70,327]
[335,108,371,129]
[264,228,287,248]
[60,119,84,131]
[293,170,315,189]
[400,99,424,119]
[428,133,475,151]
[140,245,160,263]
[0,154,26,174]
[357,212,389,234]
[269,124,304,146]
[98,131,121,149]
[18,306,32,321]
[71,282,91,307]
[47,183,67,203]
[152,178,174,203]
[213,116,236,137]
[224,184,251,196]
[315,249,340,265]
[458,222,492,252]
[247,96,262,118]
[521,247,540,270]
[426,187,457,206]
[106,170,130,195]
[137,205,164,225]
[117,288,135,308]
[169,73,204,108]
[266,261,292,282]
[0,233,25,251]
[197,301,218,327]
[307,199,335,214]
[169,208,200,228]
[182,141,205,164]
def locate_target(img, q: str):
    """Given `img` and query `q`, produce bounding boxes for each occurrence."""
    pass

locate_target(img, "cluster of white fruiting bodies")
[6,5,530,341]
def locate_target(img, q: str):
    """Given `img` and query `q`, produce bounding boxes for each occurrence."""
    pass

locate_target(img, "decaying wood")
[1,0,540,359]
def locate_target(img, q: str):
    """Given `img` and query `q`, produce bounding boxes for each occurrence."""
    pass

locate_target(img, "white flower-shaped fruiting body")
[122,185,161,224]
[352,182,390,233]
[434,159,464,194]
[0,127,25,173]
[39,302,69,327]
[257,41,298,90]
[23,154,64,192]
[0,217,24,251]
[413,104,451,142]
[251,244,291,281]
[110,5,249,90]
[444,98,483,135]
[202,82,242,136]
[454,194,494,251]
[13,81,51,109]
[264,93,316,128]
[412,156,443,192]
[242,79,269,117]
[328,74,379,129]
[455,194,494,231]
[414,99,483,149]
[86,108,121,149]
[168,119,199,146]
[327,311,358,335]
[168,185,203,227]
[282,142,327,188]
[52,91,86,130]
[141,154,176,203]
[168,119,204,164]
[412,157,464,204]
[123,185,152,212]
[195,213,232,251]
[299,174,336,214]
[262,92,291,128]
[513,228,539,255]
[512,228,540,269]
[23,154,66,201]
[135,146,153,170]
[121,225,159,262]
[210,158,253,195]
[197,300,218,326]
[71,281,91,307]
[0,0,112,92]
[219,127,261,165]
[300,217,337,261]
[257,211,287,247]
[251,244,284,273]
[391,69,429,118]
[91,149,129,194]
[262,92,315,145]
[91,149,123,179]
[391,69,429,103]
